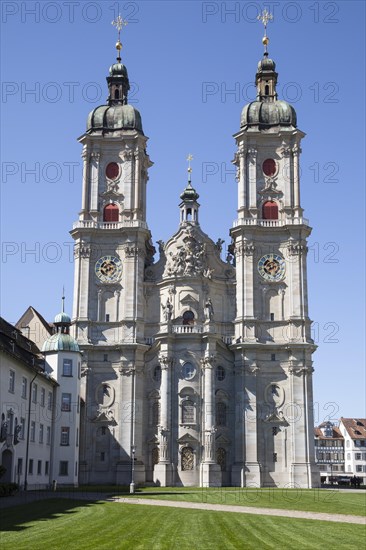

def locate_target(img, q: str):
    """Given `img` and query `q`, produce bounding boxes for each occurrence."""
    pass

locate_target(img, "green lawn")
[118,486,366,517]
[1,499,365,550]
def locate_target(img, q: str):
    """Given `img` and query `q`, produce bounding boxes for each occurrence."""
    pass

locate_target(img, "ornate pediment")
[164,227,208,278]
[177,432,199,444]
[264,411,289,426]
[91,407,117,425]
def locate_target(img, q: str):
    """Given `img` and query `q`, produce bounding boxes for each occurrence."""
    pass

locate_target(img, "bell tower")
[230,11,319,488]
[70,18,154,485]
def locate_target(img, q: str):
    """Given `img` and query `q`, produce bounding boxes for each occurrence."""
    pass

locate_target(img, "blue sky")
[1,1,365,419]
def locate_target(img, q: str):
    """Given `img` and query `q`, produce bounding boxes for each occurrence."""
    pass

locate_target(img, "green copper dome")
[54,311,71,324]
[87,104,143,134]
[257,56,276,72]
[109,62,128,77]
[180,181,199,202]
[241,100,297,129]
[42,333,80,353]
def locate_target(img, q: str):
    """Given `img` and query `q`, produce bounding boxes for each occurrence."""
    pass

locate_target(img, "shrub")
[0,483,19,497]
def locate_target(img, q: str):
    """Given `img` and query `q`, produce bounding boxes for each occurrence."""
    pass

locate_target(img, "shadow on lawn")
[0,498,101,533]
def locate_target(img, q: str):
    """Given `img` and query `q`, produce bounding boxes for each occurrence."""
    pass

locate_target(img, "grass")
[1,499,365,550]
[110,486,366,517]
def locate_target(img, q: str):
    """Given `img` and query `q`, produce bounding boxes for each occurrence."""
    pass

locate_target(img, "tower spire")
[61,286,65,313]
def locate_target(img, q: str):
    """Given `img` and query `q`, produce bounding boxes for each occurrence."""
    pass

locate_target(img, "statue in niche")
[162,297,173,322]
[204,298,214,321]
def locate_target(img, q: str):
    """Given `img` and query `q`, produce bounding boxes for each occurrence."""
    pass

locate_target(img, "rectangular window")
[270,313,275,321]
[32,383,38,403]
[62,359,73,377]
[20,418,25,440]
[21,377,27,398]
[271,354,276,361]
[76,428,79,447]
[40,387,45,407]
[103,354,108,362]
[101,452,105,462]
[30,421,36,442]
[47,391,53,410]
[29,459,33,475]
[77,396,80,413]
[59,461,68,476]
[46,426,51,445]
[37,460,42,475]
[45,461,49,475]
[9,370,15,393]
[78,362,81,379]
[273,453,277,462]
[61,393,72,412]
[75,461,78,476]
[39,424,44,444]
[17,458,23,475]
[355,453,362,460]
[61,427,70,446]
[356,465,362,472]
[105,314,110,322]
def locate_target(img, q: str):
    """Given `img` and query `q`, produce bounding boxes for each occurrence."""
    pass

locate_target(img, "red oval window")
[106,162,119,180]
[262,158,276,177]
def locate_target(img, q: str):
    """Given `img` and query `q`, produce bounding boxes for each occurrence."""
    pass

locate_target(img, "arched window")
[262,201,278,220]
[216,402,227,426]
[114,89,119,99]
[183,311,194,325]
[182,399,195,424]
[152,401,160,425]
[103,203,119,222]
[152,447,159,466]
[153,365,161,383]
[216,366,225,381]
[181,447,194,471]
[216,448,226,471]
[265,84,269,96]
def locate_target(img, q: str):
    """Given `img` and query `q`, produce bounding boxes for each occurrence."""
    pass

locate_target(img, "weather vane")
[112,15,128,62]
[257,9,273,54]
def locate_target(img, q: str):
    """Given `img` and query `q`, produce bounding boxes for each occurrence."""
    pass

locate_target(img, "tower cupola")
[179,154,200,225]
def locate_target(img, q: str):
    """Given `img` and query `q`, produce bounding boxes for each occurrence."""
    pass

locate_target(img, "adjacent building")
[339,418,366,483]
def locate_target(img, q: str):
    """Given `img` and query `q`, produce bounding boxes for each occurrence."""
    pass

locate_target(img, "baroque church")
[4,18,319,488]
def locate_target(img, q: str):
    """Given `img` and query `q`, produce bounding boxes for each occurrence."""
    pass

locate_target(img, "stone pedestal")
[201,463,222,487]
[153,463,173,487]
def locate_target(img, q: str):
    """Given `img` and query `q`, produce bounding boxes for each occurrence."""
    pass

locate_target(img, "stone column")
[154,355,173,486]
[243,363,261,486]
[200,355,221,487]
[231,357,245,486]
[292,144,302,218]
[89,151,100,216]
[248,147,257,216]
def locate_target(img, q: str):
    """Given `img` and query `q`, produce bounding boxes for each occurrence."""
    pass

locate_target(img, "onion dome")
[42,297,79,353]
[87,104,143,134]
[180,181,199,202]
[42,332,79,353]
[86,29,143,135]
[240,36,297,130]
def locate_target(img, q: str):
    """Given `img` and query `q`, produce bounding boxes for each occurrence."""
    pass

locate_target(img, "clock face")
[95,255,122,283]
[258,254,286,282]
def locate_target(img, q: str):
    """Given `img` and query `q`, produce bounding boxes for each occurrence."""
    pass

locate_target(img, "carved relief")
[164,228,208,277]
[74,241,91,259]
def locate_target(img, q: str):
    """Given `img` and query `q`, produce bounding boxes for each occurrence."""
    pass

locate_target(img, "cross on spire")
[187,154,193,183]
[257,9,273,54]
[112,15,128,62]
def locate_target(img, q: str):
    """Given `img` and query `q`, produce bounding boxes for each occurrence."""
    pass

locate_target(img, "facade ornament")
[203,267,214,279]
[281,145,292,158]
[123,245,139,257]
[90,151,100,162]
[215,238,225,253]
[164,229,208,277]
[244,363,260,375]
[159,355,174,369]
[200,355,216,369]
[74,241,91,259]
[287,243,307,256]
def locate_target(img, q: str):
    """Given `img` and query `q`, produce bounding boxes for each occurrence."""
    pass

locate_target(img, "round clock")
[258,254,285,282]
[95,255,122,283]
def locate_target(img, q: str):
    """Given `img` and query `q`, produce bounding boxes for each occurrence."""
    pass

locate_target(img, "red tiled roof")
[314,426,343,439]
[340,417,366,439]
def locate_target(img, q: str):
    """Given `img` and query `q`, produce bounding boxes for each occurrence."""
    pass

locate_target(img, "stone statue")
[162,297,173,322]
[204,298,214,321]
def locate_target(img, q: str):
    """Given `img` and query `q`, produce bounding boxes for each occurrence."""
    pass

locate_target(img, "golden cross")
[257,8,273,34]
[187,154,193,173]
[112,15,128,41]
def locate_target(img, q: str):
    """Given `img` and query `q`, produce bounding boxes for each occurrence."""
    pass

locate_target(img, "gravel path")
[110,497,366,525]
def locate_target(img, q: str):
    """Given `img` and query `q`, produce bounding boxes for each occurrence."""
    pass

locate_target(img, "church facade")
[67,32,319,488]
